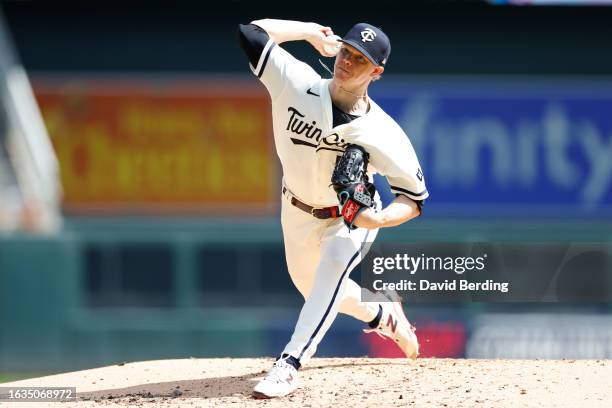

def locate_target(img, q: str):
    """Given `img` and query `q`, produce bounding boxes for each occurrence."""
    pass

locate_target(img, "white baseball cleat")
[364,291,419,359]
[253,357,299,399]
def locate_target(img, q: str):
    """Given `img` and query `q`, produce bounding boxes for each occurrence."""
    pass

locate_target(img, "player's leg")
[282,195,380,322]
[336,224,380,322]
[313,224,418,359]
[280,196,322,298]
[338,278,380,322]
[281,222,371,365]
[284,236,379,323]
[253,197,324,398]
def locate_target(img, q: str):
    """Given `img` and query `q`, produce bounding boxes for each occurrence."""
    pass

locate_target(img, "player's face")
[333,44,381,85]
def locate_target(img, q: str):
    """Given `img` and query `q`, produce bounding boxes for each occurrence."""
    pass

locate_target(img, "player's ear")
[371,66,384,78]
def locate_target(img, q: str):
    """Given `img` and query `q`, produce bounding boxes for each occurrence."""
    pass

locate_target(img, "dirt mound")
[1,358,610,407]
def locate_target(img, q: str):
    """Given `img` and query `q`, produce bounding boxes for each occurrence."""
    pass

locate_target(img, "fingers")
[319,46,339,58]
[309,25,340,57]
[321,35,341,57]
[321,26,334,36]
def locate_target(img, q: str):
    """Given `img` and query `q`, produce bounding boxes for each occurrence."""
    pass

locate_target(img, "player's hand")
[306,24,341,57]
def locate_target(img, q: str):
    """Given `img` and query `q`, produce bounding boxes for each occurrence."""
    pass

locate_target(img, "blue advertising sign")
[370,78,612,217]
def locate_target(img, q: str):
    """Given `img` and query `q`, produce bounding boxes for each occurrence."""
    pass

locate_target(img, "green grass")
[0,373,45,383]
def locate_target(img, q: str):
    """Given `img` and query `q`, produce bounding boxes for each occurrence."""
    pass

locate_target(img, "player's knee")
[319,256,349,278]
[290,275,313,299]
[296,285,310,300]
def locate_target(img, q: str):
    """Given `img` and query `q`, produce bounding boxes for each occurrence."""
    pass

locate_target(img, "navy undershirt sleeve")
[237,23,270,67]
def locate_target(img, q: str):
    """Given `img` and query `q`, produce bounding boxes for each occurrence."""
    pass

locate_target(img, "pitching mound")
[1,358,610,407]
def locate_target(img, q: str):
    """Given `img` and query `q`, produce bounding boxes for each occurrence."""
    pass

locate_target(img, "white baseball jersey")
[240,23,424,368]
[251,39,429,207]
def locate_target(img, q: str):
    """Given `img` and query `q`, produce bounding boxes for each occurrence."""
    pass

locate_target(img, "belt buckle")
[311,208,317,217]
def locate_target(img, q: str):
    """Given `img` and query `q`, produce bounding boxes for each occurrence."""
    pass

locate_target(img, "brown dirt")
[1,358,611,407]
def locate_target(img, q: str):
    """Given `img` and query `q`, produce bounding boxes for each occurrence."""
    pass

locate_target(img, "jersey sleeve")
[237,23,320,101]
[381,131,429,203]
[355,119,429,203]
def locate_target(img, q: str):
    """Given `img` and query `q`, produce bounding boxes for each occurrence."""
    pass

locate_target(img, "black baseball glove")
[331,144,376,229]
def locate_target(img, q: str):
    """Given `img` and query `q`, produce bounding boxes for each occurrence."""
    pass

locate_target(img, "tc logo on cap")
[360,28,376,42]
[341,23,390,66]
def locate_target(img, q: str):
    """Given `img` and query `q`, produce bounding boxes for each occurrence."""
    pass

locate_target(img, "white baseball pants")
[279,188,380,364]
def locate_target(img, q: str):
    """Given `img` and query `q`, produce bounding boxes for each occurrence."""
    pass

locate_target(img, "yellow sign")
[34,79,276,214]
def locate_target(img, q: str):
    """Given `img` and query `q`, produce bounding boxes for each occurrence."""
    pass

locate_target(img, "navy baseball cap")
[340,23,391,66]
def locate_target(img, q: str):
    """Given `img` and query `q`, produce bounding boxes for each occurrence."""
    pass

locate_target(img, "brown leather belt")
[282,187,340,219]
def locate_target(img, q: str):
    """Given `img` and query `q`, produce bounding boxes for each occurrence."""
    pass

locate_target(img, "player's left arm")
[354,195,421,229]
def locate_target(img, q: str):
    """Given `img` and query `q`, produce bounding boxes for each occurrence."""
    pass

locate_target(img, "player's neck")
[329,81,369,115]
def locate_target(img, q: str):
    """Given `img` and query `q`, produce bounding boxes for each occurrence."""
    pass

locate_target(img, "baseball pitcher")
[238,19,428,398]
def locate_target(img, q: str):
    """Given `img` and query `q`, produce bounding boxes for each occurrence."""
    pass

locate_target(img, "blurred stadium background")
[1,0,612,380]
